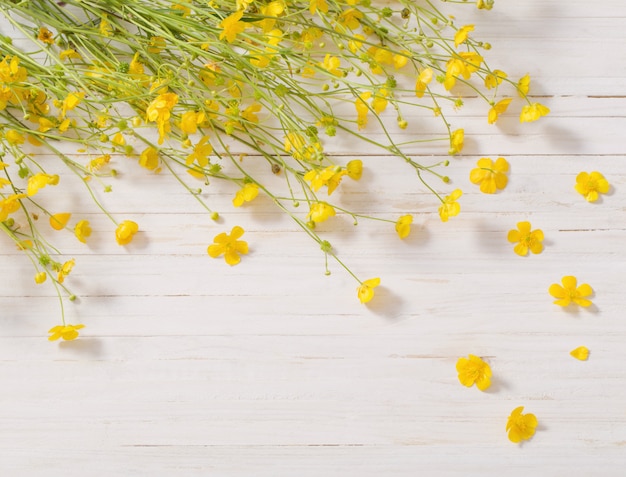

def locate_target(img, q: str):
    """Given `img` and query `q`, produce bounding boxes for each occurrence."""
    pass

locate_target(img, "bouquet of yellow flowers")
[0,0,548,337]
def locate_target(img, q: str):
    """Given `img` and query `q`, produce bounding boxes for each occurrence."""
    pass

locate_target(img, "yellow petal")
[570,346,590,361]
[50,213,71,230]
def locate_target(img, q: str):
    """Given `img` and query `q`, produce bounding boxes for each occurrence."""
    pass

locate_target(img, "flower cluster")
[0,0,549,337]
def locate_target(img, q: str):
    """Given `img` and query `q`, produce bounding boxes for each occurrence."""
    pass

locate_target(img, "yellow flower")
[456,354,492,391]
[438,189,462,222]
[415,68,433,98]
[74,220,92,243]
[484,69,507,89]
[112,132,125,147]
[87,154,111,172]
[219,10,247,43]
[507,221,544,256]
[570,346,590,361]
[395,215,413,239]
[50,212,71,230]
[357,277,380,304]
[488,98,512,124]
[48,324,85,341]
[0,193,26,221]
[146,92,178,144]
[115,220,139,246]
[346,159,363,180]
[233,183,259,207]
[371,88,389,114]
[186,135,213,167]
[34,271,47,284]
[59,91,84,119]
[6,129,25,145]
[444,52,483,90]
[574,171,610,202]
[520,102,550,123]
[38,27,55,45]
[59,49,81,61]
[148,36,166,54]
[355,91,372,129]
[469,157,509,194]
[449,129,464,155]
[139,146,159,170]
[549,275,593,307]
[307,202,336,223]
[454,24,474,48]
[320,54,342,77]
[304,166,345,195]
[310,0,328,14]
[339,8,363,30]
[27,173,59,196]
[57,258,75,284]
[506,406,537,443]
[207,226,249,265]
[517,74,531,97]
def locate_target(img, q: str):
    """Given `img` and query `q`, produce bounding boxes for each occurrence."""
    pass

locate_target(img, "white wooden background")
[2,1,626,475]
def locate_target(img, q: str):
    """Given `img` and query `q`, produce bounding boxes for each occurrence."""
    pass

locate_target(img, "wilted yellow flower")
[415,68,433,98]
[456,354,492,391]
[469,157,509,194]
[38,27,55,45]
[438,189,462,222]
[517,74,531,96]
[115,220,139,245]
[5,129,25,145]
[357,277,380,304]
[48,324,85,341]
[506,406,537,443]
[507,221,544,256]
[207,226,249,265]
[395,215,413,239]
[484,69,507,89]
[549,275,593,307]
[0,193,26,221]
[574,171,609,202]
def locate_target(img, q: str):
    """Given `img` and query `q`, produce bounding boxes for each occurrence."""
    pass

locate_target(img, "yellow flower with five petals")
[549,275,593,307]
[207,226,249,265]
[507,221,543,256]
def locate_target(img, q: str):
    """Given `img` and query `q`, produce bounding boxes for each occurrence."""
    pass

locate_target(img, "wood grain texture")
[2,1,626,475]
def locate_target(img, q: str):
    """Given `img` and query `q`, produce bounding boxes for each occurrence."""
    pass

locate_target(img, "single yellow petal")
[570,346,590,361]
[548,284,566,299]
[561,275,578,290]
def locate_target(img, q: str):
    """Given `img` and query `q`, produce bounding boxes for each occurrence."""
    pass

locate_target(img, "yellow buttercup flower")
[570,346,590,361]
[574,171,609,202]
[57,258,75,284]
[27,173,59,196]
[346,159,362,180]
[357,277,380,304]
[484,69,507,89]
[506,406,537,443]
[549,275,593,307]
[456,354,492,391]
[320,54,342,77]
[449,129,464,155]
[115,220,139,245]
[395,215,413,239]
[487,98,512,124]
[507,221,543,256]
[520,102,550,122]
[50,212,71,230]
[38,27,55,45]
[469,157,509,194]
[307,202,336,223]
[139,146,159,170]
[454,24,474,48]
[145,92,178,144]
[207,226,249,265]
[6,129,25,145]
[517,74,531,97]
[48,324,85,341]
[74,220,92,243]
[219,10,247,43]
[438,189,462,222]
[0,193,26,221]
[415,68,433,98]
[233,183,259,207]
